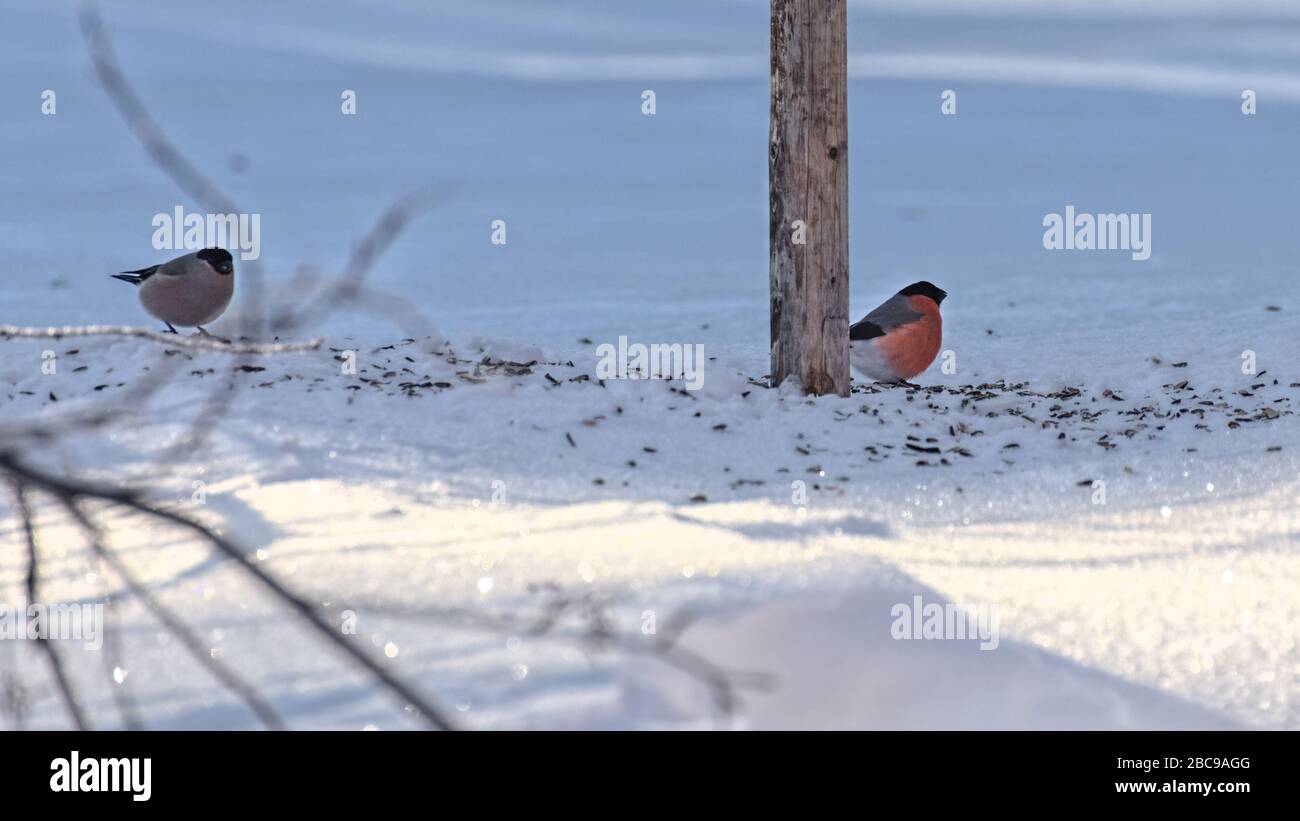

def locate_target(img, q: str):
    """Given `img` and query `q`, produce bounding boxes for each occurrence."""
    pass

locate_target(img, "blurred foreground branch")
[0,451,455,730]
[0,325,323,354]
[0,3,456,730]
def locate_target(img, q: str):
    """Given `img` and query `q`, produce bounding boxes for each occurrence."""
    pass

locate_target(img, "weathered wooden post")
[769,0,850,396]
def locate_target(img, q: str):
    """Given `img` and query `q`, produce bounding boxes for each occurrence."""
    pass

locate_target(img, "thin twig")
[61,496,285,730]
[167,187,440,460]
[79,1,268,460]
[91,551,145,730]
[79,5,242,219]
[0,452,456,730]
[272,188,440,333]
[10,482,90,731]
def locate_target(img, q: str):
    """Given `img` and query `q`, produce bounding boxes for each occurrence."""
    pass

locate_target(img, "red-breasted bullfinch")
[849,281,946,383]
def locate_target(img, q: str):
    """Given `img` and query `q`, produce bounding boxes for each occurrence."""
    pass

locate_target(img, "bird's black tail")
[111,265,159,286]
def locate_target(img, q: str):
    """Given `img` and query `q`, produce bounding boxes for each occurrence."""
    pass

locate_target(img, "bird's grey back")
[852,293,922,339]
[157,251,204,277]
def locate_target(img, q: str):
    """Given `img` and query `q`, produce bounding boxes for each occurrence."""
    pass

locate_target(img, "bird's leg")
[163,322,179,334]
[195,326,231,344]
[897,379,921,389]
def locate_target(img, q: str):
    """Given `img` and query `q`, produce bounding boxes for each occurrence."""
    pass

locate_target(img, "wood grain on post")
[769,0,849,396]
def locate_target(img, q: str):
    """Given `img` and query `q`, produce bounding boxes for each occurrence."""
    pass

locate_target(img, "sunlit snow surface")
[1,0,1298,729]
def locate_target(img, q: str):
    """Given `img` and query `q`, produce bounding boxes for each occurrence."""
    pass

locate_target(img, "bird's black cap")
[198,247,234,274]
[899,281,946,305]
[197,248,233,265]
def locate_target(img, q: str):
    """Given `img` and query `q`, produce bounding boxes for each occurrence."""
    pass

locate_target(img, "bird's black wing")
[849,318,885,340]
[110,265,160,286]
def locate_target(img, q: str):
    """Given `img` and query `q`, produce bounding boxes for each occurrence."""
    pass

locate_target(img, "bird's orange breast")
[877,295,942,379]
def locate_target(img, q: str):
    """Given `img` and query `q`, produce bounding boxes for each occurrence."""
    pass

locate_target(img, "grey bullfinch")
[112,248,234,334]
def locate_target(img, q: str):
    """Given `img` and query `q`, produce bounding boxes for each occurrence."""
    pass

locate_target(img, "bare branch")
[272,188,440,333]
[0,3,467,732]
[0,452,457,731]
[79,5,243,221]
[10,481,90,731]
[0,357,183,445]
[72,2,443,464]
[0,670,32,730]
[61,495,285,730]
[93,584,145,731]
[0,325,323,354]
[162,185,442,460]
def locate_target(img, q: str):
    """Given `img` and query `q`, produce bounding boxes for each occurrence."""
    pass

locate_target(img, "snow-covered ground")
[1,0,1297,729]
